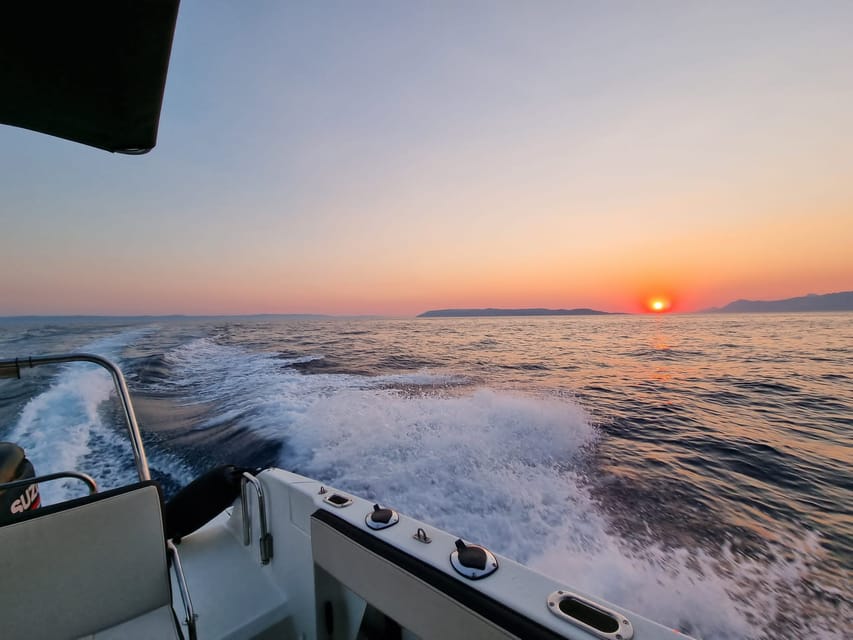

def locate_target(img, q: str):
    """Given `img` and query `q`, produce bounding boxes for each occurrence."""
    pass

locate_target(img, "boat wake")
[151,337,842,639]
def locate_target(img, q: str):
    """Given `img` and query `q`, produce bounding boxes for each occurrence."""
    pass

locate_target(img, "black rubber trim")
[312,509,566,640]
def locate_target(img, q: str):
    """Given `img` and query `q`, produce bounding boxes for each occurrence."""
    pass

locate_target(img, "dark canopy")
[0,0,180,154]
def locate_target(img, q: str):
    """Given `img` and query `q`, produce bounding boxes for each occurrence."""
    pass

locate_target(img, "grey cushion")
[0,483,180,640]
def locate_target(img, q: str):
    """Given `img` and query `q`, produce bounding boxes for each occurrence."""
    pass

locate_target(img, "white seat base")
[81,605,180,640]
[171,510,291,640]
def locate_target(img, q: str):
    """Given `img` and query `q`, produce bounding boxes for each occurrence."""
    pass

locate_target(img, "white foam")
[283,387,594,545]
[539,530,843,639]
[379,370,471,386]
[8,367,113,503]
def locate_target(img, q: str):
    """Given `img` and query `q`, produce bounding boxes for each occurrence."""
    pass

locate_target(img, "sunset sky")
[1,1,851,316]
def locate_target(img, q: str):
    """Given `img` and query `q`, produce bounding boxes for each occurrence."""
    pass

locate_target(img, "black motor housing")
[164,464,250,541]
[0,442,41,520]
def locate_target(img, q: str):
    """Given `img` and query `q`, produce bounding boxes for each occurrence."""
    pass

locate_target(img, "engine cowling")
[0,442,41,520]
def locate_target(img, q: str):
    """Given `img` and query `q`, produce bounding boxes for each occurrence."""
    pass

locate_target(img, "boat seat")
[0,481,184,640]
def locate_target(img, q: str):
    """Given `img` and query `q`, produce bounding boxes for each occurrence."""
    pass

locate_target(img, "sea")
[0,313,849,639]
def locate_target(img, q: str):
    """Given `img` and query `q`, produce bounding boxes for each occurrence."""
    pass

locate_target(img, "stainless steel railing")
[0,353,150,481]
[167,540,198,640]
[0,471,98,495]
[241,471,273,564]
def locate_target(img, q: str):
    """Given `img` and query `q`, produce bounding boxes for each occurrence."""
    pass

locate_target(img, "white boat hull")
[172,467,690,640]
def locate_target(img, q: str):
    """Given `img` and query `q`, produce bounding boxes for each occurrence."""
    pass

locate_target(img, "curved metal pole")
[241,472,273,565]
[167,540,198,640]
[0,471,98,495]
[0,353,150,481]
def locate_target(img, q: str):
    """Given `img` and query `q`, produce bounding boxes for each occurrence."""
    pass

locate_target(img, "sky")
[1,1,851,316]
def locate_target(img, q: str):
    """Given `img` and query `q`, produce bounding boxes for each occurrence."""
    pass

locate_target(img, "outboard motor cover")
[0,442,41,520]
[165,464,250,541]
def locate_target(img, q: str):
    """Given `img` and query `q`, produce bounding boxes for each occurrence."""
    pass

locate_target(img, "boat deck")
[170,510,293,640]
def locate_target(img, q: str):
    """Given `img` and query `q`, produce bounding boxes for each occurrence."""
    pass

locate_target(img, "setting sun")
[648,298,671,313]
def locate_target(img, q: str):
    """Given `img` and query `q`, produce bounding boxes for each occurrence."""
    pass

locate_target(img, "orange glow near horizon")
[647,297,672,313]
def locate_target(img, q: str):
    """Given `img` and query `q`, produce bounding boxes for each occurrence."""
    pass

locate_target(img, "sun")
[648,297,671,313]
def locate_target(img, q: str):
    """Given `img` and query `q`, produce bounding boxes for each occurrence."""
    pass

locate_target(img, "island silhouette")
[419,291,853,317]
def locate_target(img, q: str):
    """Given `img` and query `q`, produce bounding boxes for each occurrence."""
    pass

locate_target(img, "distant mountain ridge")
[707,291,853,313]
[418,308,616,318]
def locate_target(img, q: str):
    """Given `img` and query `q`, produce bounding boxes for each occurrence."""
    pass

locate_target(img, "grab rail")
[241,471,273,564]
[0,354,150,481]
[0,471,98,495]
[167,540,198,640]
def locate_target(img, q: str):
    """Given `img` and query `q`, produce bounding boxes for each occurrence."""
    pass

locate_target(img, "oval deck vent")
[547,590,633,640]
[365,504,399,530]
[450,539,498,580]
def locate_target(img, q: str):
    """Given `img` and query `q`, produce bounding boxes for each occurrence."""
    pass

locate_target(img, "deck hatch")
[324,493,353,508]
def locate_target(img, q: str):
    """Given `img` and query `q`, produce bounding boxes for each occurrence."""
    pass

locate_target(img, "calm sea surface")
[0,313,850,639]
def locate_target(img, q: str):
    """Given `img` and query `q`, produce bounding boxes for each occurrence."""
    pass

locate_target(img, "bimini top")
[0,0,180,154]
